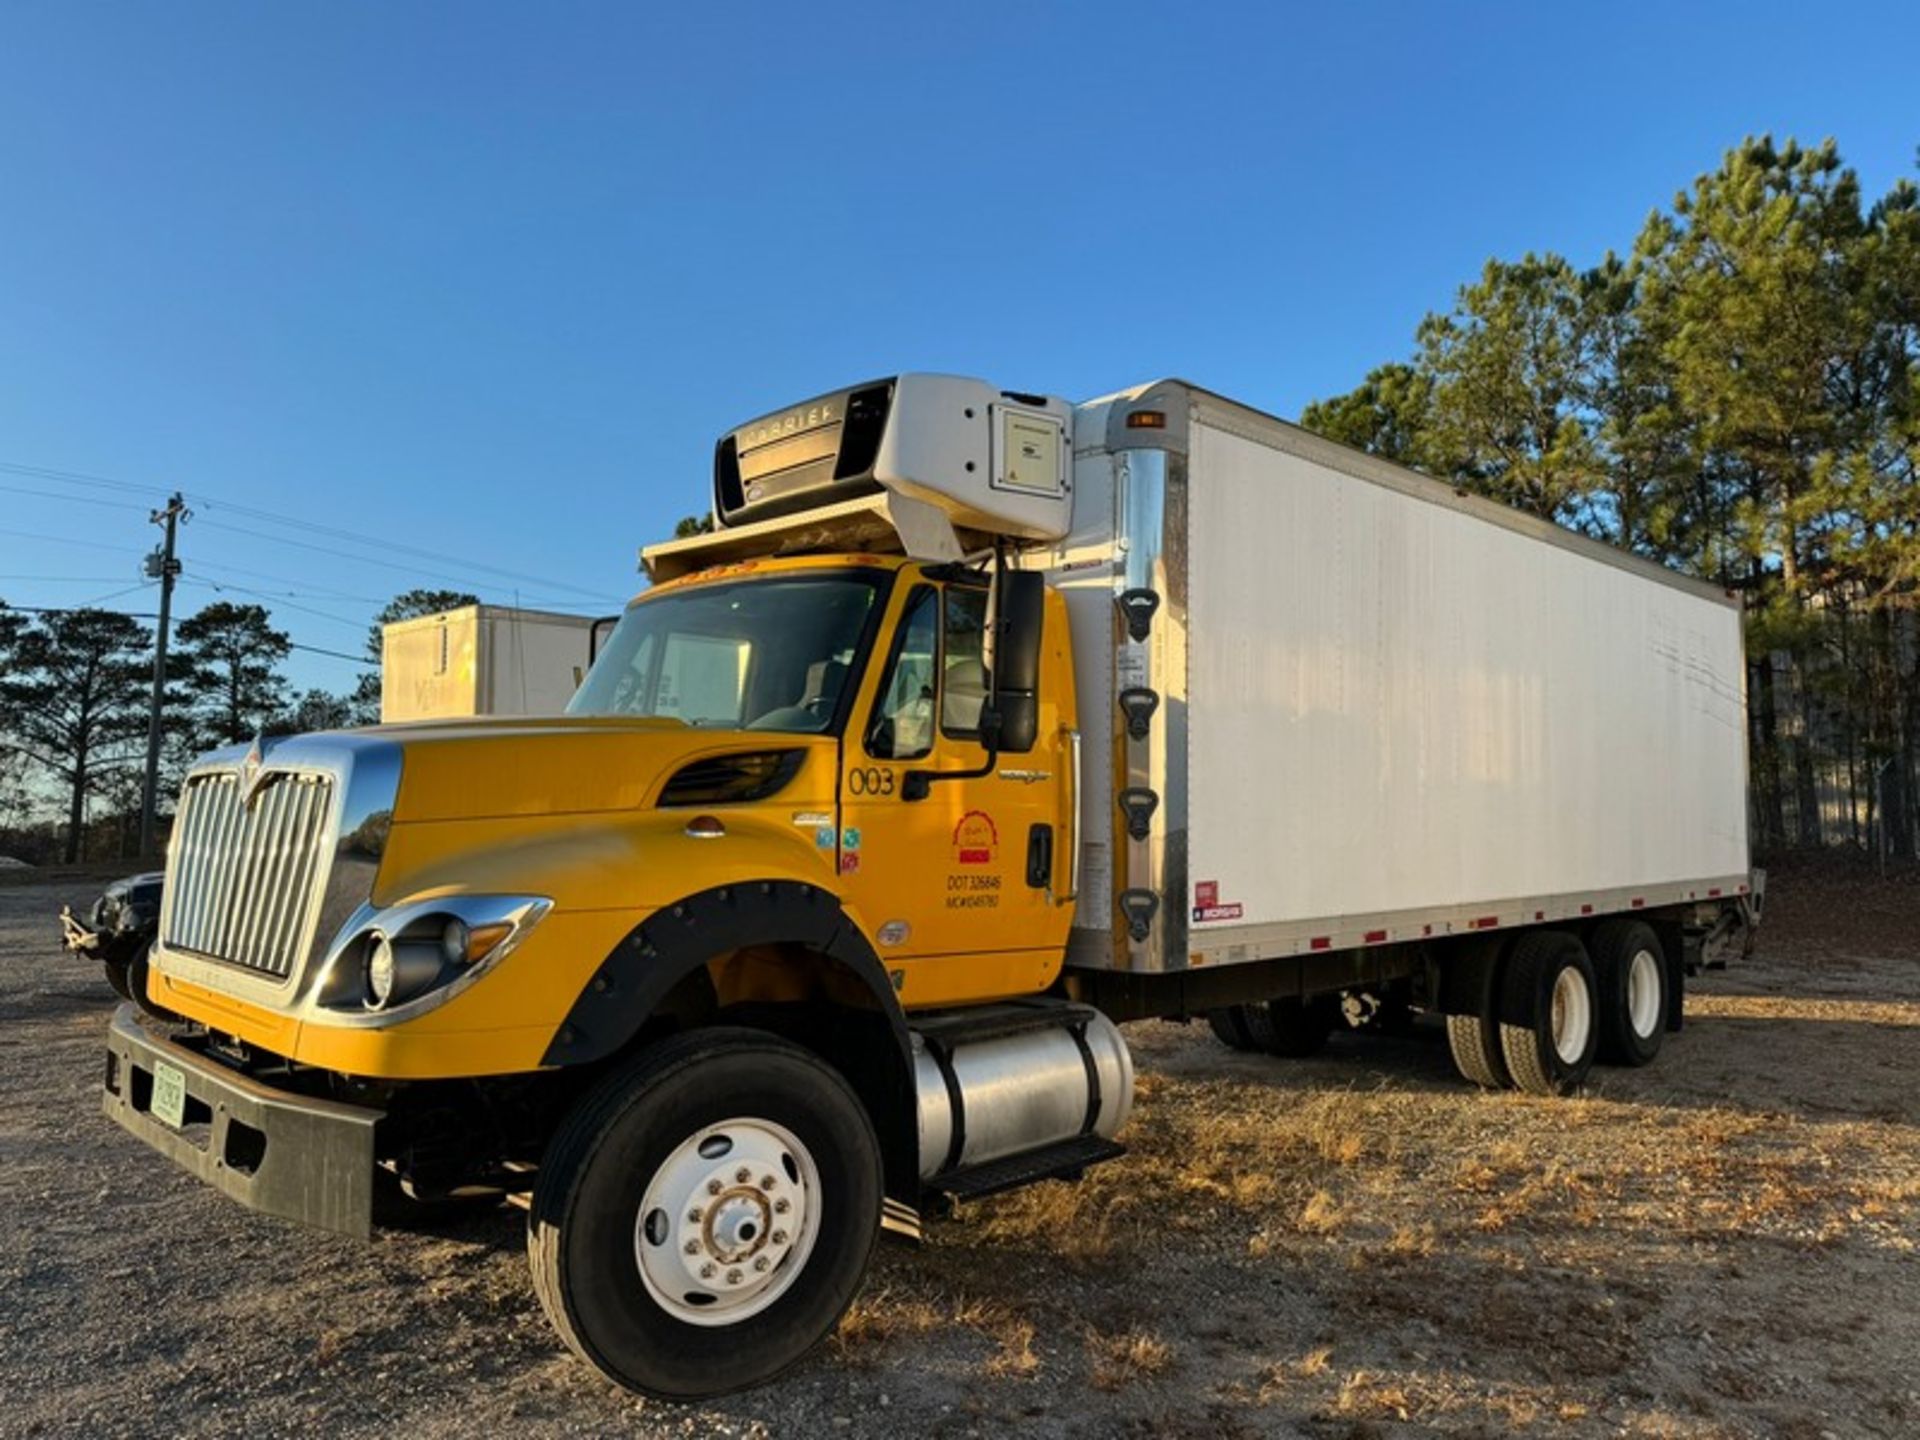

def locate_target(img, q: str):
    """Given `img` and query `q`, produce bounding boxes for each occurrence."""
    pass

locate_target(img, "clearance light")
[1126,410,1167,429]
[684,815,728,839]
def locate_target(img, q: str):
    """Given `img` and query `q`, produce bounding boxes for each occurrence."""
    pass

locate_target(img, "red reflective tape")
[1707,888,1722,898]
[1364,929,1387,944]
[1422,924,1432,936]
[1309,936,1332,951]
[1470,915,1499,930]
[1580,904,1593,915]
[1631,898,1645,908]
[1737,884,1748,893]
[1534,910,1544,921]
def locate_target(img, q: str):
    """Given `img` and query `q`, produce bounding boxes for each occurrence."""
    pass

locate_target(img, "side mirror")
[991,571,1044,754]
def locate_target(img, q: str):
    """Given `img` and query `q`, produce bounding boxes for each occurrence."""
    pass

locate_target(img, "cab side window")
[867,588,938,760]
[940,588,989,737]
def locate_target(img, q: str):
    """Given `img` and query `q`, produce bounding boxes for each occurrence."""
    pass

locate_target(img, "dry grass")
[832,1286,1048,1380]
[1086,1327,1173,1390]
[961,1062,1920,1282]
[823,865,1920,1433]
[981,1318,1040,1379]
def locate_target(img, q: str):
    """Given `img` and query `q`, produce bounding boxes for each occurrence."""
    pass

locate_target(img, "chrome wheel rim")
[633,1116,821,1327]
[1626,949,1662,1038]
[1550,966,1593,1065]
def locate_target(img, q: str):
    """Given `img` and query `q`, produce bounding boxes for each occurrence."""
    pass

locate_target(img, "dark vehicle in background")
[60,873,171,1016]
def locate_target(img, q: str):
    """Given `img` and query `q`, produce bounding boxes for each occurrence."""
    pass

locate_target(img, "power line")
[0,459,157,498]
[76,581,155,607]
[0,482,150,513]
[288,640,372,665]
[0,600,366,667]
[0,526,138,555]
[187,558,387,604]
[0,454,608,598]
[191,496,608,598]
[192,516,537,593]
[0,574,135,582]
[0,602,158,617]
[177,572,369,632]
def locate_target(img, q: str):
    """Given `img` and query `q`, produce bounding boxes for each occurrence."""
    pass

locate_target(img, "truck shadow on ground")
[1135,1004,1920,1126]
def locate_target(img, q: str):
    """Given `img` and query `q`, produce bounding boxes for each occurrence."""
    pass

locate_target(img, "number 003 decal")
[847,767,895,797]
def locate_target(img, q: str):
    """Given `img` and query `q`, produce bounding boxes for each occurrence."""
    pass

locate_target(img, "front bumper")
[103,1004,383,1239]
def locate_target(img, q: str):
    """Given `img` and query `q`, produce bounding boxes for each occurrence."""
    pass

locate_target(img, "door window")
[867,587,938,760]
[940,588,989,736]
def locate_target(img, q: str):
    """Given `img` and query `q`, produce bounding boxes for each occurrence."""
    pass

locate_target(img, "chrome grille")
[163,770,335,980]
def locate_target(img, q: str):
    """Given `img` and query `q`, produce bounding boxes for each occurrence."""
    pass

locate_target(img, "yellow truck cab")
[105,373,1758,1399]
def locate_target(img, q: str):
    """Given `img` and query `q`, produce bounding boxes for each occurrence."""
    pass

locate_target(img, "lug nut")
[687,1207,703,1223]
[699,1263,715,1279]
[760,1174,777,1190]
[735,1167,752,1184]
[726,1268,743,1285]
[707,1179,722,1195]
[683,1239,700,1255]
[753,1256,771,1273]
[773,1198,790,1214]
[771,1229,788,1245]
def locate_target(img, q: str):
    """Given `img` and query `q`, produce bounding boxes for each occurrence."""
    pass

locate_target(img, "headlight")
[367,933,395,1005]
[362,931,444,1011]
[319,894,551,1019]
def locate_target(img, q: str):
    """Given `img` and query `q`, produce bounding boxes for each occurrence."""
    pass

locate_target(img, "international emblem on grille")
[239,732,267,805]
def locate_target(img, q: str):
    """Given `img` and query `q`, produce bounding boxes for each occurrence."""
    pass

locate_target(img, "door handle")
[1025,824,1054,889]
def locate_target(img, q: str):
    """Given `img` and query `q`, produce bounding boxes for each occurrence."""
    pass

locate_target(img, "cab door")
[836,577,1071,1008]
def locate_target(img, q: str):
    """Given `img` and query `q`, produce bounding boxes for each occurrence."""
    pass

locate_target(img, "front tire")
[528,1028,882,1399]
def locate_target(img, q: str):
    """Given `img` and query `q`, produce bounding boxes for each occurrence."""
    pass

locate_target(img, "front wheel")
[528,1028,882,1399]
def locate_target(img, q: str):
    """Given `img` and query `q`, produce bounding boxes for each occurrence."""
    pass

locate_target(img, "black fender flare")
[541,880,919,1191]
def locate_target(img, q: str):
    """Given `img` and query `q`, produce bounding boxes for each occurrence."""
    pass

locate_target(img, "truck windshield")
[568,572,885,732]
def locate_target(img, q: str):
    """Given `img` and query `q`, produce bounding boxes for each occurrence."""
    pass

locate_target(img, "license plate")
[151,1059,188,1129]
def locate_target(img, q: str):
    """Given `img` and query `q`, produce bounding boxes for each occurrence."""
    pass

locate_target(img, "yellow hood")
[378,716,815,823]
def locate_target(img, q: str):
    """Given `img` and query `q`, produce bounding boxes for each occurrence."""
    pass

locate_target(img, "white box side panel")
[1186,422,1748,929]
[381,612,479,722]
[479,614,594,716]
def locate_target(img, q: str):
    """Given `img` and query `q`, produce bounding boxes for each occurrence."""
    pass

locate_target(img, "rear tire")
[1498,932,1598,1096]
[1241,997,1336,1057]
[1205,1007,1256,1051]
[528,1028,881,1399]
[1444,941,1509,1089]
[1590,920,1667,1066]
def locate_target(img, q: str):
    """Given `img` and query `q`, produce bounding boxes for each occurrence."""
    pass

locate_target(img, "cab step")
[910,997,1104,1050]
[935,1134,1126,1202]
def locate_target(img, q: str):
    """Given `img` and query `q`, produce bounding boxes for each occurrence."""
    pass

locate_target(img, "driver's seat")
[800,660,848,715]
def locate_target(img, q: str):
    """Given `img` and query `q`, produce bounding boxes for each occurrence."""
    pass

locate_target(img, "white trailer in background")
[380,604,598,722]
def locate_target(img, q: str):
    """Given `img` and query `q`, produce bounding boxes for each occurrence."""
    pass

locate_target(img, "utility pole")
[139,493,189,858]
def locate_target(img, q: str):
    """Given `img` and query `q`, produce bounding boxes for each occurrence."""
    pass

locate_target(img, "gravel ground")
[3,860,1917,1438]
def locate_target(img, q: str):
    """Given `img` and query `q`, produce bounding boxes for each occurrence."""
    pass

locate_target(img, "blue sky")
[2,1,1916,693]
